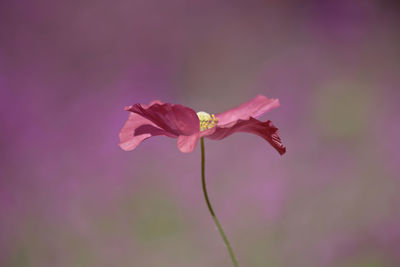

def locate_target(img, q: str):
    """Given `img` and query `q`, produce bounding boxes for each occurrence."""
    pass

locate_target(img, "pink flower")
[119,95,286,154]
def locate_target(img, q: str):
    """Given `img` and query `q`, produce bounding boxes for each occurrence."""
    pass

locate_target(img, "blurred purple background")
[1,1,400,266]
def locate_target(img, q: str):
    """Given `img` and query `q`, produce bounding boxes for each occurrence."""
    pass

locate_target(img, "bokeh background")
[1,1,400,266]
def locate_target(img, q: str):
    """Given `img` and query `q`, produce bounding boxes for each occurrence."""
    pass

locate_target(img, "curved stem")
[200,137,239,267]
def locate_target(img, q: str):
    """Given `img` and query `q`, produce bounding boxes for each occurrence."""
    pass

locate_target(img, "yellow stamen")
[197,111,218,131]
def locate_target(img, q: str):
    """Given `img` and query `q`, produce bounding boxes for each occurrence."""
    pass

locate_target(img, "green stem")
[200,137,239,267]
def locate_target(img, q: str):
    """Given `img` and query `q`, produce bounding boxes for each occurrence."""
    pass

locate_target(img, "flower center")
[196,111,218,131]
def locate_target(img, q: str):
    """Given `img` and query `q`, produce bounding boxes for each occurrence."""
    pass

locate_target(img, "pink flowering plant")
[119,95,286,266]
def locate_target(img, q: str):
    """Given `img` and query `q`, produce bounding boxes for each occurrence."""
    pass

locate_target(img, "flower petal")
[118,112,175,151]
[205,117,286,155]
[216,95,280,125]
[126,102,200,136]
[177,133,200,153]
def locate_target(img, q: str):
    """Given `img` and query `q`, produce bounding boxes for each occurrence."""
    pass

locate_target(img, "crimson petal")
[127,103,199,136]
[177,133,200,153]
[216,95,280,125]
[118,113,174,151]
[206,117,286,155]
